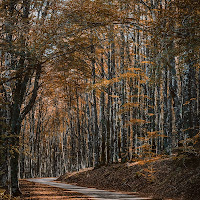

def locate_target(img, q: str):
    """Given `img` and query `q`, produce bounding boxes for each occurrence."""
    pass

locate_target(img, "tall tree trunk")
[100,55,106,165]
[85,92,93,167]
[120,25,127,163]
[91,42,99,168]
[75,86,81,170]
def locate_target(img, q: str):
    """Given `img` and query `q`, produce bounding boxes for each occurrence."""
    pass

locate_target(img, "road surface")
[27,178,153,200]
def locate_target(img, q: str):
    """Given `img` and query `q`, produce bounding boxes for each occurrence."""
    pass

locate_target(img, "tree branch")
[20,63,42,121]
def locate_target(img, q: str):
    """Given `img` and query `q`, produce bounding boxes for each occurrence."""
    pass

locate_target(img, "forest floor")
[58,153,200,200]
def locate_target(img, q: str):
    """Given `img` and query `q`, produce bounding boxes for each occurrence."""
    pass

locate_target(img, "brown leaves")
[63,0,119,29]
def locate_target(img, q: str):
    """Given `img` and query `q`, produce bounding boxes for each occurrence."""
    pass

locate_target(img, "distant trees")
[19,0,199,175]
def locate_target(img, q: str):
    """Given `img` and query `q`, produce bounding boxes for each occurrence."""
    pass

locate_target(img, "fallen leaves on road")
[19,180,92,200]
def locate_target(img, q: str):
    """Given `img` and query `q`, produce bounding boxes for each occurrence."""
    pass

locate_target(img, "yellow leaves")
[130,94,151,99]
[141,143,151,149]
[183,101,190,105]
[143,167,156,174]
[127,67,142,71]
[123,102,140,108]
[95,71,143,88]
[119,102,141,114]
[183,98,196,106]
[139,53,147,58]
[101,79,112,86]
[128,156,164,167]
[148,105,154,108]
[95,69,147,89]
[146,131,162,138]
[140,60,155,65]
[178,132,200,154]
[94,78,115,88]
[120,72,138,78]
[190,98,196,101]
[129,119,150,124]
[110,95,120,98]
[139,79,147,84]
[148,113,155,117]
[64,0,118,28]
[139,19,148,25]
[193,133,200,144]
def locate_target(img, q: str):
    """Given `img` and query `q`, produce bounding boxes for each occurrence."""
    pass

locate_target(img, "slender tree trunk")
[85,92,93,167]
[120,25,127,163]
[100,55,106,165]
[91,41,99,168]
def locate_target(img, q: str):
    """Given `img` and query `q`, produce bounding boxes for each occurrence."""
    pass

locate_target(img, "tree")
[0,0,63,195]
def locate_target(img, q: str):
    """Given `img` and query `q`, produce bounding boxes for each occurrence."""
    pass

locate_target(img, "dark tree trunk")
[91,42,99,168]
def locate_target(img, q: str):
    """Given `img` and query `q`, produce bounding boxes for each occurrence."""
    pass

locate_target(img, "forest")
[0,0,200,198]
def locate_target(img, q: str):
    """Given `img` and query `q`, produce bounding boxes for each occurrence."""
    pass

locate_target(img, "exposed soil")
[58,154,200,200]
[18,180,92,200]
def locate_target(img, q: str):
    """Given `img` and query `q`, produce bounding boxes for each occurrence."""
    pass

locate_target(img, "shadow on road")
[20,180,92,199]
[26,178,159,200]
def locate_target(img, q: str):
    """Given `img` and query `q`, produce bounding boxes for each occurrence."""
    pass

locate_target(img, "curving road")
[27,178,153,200]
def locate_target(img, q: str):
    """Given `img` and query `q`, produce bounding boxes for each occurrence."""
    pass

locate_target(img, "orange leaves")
[148,113,155,117]
[95,68,146,89]
[140,60,155,65]
[129,94,151,100]
[127,67,142,71]
[146,131,164,138]
[183,98,197,106]
[123,102,140,108]
[94,77,119,88]
[120,72,138,78]
[63,0,119,29]
[129,119,149,124]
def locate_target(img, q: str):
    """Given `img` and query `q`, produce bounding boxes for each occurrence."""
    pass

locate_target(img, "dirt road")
[26,178,153,200]
[20,179,92,199]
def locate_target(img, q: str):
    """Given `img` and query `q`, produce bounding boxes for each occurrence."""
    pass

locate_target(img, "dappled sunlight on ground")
[20,180,93,200]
